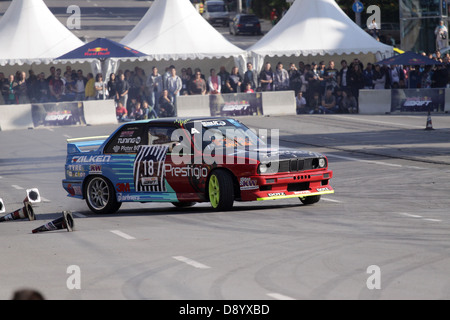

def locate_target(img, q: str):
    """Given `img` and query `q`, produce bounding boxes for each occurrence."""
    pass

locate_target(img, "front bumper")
[239,169,334,201]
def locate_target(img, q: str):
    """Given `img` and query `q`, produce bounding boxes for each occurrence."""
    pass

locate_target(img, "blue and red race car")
[62,117,334,213]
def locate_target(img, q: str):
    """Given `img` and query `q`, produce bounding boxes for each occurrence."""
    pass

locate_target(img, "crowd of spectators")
[1,50,450,118]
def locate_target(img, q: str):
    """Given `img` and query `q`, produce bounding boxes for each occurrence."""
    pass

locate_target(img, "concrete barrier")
[0,104,34,131]
[83,99,118,125]
[445,88,450,112]
[358,89,391,114]
[176,95,211,118]
[261,90,296,116]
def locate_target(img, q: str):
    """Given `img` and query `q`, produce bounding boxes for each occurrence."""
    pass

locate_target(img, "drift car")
[62,117,334,213]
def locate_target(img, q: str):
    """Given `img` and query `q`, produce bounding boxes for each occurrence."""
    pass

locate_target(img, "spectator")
[115,73,130,107]
[36,72,50,103]
[288,62,302,94]
[146,66,163,108]
[142,100,157,119]
[85,73,96,100]
[243,62,258,90]
[49,74,64,102]
[116,101,128,121]
[295,91,307,114]
[64,72,77,101]
[2,74,17,104]
[131,101,144,120]
[307,62,321,100]
[435,20,448,51]
[164,67,182,104]
[373,64,386,89]
[274,62,289,91]
[107,73,117,100]
[407,66,421,88]
[348,63,364,103]
[130,66,146,102]
[340,89,358,113]
[180,68,190,95]
[368,18,379,39]
[308,91,321,114]
[227,66,243,93]
[75,70,87,101]
[338,59,350,90]
[324,60,339,92]
[217,66,230,93]
[363,63,374,89]
[318,61,327,95]
[94,73,107,100]
[244,82,254,93]
[259,62,274,91]
[16,71,29,104]
[319,88,338,114]
[300,64,310,98]
[190,70,207,95]
[270,8,278,25]
[432,64,448,88]
[207,68,221,94]
[158,89,175,117]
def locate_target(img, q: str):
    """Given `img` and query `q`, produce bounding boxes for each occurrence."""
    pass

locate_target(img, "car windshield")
[208,4,226,12]
[184,119,267,150]
[240,15,259,23]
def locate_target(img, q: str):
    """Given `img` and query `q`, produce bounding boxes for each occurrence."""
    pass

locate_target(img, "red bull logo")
[84,47,110,56]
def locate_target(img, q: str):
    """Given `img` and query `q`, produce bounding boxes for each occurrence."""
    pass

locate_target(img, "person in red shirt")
[116,101,128,121]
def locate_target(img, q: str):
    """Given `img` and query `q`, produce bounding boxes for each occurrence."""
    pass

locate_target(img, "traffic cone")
[32,211,74,233]
[0,202,35,222]
[0,188,41,223]
[425,110,434,130]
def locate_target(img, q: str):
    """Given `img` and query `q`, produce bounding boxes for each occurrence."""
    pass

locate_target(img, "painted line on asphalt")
[267,293,295,300]
[327,154,403,168]
[72,212,87,218]
[11,185,24,190]
[110,230,136,240]
[322,197,343,203]
[334,115,424,129]
[173,256,211,269]
[397,212,442,222]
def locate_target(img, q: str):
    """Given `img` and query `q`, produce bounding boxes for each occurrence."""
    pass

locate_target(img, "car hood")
[228,146,323,162]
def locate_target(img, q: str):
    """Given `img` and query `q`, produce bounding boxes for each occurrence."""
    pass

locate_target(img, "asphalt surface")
[1,114,450,300]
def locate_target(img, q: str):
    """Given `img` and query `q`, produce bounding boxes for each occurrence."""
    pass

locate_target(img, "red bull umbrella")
[375,51,442,66]
[55,37,147,61]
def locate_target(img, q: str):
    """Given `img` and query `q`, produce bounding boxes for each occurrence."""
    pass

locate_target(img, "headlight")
[318,158,326,168]
[258,162,271,174]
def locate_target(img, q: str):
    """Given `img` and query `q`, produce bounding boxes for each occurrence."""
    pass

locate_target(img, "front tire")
[85,176,121,214]
[208,170,234,211]
[300,195,321,205]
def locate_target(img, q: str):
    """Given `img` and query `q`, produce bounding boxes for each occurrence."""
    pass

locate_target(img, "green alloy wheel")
[208,170,234,211]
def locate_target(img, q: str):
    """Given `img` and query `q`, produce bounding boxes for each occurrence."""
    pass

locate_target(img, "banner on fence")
[31,101,86,127]
[391,88,445,112]
[209,92,263,117]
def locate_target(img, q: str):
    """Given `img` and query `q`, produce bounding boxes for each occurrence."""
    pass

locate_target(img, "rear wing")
[67,136,109,154]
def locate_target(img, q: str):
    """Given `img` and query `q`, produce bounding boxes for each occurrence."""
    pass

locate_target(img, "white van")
[203,0,229,27]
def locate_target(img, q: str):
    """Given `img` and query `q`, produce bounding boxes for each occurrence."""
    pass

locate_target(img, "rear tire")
[85,176,121,214]
[300,195,321,205]
[171,202,197,208]
[208,170,234,211]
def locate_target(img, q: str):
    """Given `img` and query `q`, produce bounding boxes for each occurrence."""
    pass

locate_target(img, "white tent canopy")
[248,0,394,71]
[0,0,84,66]
[120,0,246,65]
